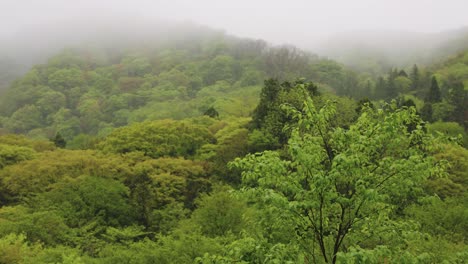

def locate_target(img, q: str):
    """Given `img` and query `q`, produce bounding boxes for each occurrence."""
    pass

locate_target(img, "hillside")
[350,49,468,133]
[0,87,466,263]
[0,26,363,142]
[432,49,468,88]
[0,21,467,263]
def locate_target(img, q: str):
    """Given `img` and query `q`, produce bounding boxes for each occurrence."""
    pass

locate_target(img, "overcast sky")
[1,0,468,46]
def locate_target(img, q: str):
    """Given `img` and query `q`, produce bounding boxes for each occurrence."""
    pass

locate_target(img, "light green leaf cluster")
[231,94,439,263]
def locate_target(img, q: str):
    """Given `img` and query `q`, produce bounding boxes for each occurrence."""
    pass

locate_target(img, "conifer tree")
[426,76,442,103]
[52,132,66,148]
[410,64,420,91]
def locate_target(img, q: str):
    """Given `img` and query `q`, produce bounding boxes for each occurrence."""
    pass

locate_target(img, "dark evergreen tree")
[398,69,408,77]
[52,132,66,148]
[250,78,319,148]
[448,81,467,128]
[375,76,386,99]
[402,99,416,108]
[203,107,219,118]
[362,80,373,98]
[426,76,442,103]
[417,71,433,98]
[251,79,282,129]
[386,75,398,100]
[421,103,433,122]
[396,96,416,109]
[409,64,420,91]
[125,170,154,229]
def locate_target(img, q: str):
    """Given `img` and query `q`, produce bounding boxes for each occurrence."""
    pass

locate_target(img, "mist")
[0,0,467,83]
[2,0,468,44]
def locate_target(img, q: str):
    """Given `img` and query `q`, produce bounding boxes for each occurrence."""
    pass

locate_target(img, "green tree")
[448,81,467,128]
[262,45,310,80]
[48,68,85,91]
[425,143,468,198]
[36,89,66,118]
[432,101,455,122]
[374,76,386,99]
[191,187,249,237]
[203,107,219,118]
[421,103,433,122]
[0,206,71,246]
[125,170,155,229]
[121,56,152,77]
[0,234,42,263]
[398,69,408,77]
[52,132,66,148]
[202,55,236,85]
[0,149,131,201]
[426,76,442,103]
[232,96,438,263]
[250,79,319,148]
[4,105,43,133]
[385,74,397,100]
[355,98,374,115]
[394,76,411,94]
[0,144,36,169]
[40,175,134,228]
[409,64,420,91]
[98,120,215,159]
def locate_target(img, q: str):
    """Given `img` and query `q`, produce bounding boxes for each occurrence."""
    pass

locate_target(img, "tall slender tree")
[448,81,467,127]
[426,76,442,103]
[409,64,420,91]
[386,74,398,100]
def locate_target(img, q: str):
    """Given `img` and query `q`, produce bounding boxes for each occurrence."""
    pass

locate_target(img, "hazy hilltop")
[1,20,368,140]
[0,19,227,94]
[2,19,468,94]
[314,27,468,75]
[1,0,466,85]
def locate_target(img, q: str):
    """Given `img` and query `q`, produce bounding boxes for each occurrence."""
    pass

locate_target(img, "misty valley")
[0,12,467,264]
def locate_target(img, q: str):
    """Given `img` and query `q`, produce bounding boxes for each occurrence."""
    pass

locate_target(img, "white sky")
[1,0,468,46]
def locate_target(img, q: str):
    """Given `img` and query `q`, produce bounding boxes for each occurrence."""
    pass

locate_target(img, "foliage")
[0,233,42,263]
[426,76,442,103]
[0,149,132,201]
[0,32,362,141]
[425,143,468,198]
[427,122,467,146]
[98,120,215,159]
[52,132,67,148]
[0,144,36,169]
[232,96,439,263]
[190,187,249,237]
[38,175,134,228]
[0,28,467,262]
[250,79,319,149]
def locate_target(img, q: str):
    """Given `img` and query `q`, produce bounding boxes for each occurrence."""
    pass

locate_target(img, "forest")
[0,16,467,264]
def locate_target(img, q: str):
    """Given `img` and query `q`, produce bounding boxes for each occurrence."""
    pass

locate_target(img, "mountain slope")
[432,49,468,87]
[0,24,360,141]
